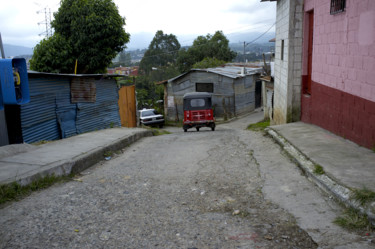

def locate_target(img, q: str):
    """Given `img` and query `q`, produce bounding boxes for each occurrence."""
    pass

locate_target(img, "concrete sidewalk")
[0,127,152,186]
[267,122,375,223]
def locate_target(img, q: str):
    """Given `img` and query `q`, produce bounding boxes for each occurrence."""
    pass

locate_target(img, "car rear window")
[190,99,205,107]
[141,110,155,117]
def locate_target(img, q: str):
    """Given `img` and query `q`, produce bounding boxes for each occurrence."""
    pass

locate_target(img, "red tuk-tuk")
[183,92,215,132]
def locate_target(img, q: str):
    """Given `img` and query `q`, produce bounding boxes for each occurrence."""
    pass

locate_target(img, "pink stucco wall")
[303,0,375,102]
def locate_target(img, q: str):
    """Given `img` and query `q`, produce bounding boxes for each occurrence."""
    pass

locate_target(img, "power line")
[179,21,275,46]
[242,22,276,61]
[245,22,275,46]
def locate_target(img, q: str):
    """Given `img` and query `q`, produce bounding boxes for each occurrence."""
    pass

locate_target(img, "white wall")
[273,0,304,124]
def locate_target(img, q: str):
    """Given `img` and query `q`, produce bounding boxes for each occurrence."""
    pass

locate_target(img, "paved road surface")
[0,112,372,248]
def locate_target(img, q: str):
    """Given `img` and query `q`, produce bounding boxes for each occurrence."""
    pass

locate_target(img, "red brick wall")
[301,80,375,149]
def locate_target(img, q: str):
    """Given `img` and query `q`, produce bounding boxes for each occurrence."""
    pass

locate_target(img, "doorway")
[306,10,314,94]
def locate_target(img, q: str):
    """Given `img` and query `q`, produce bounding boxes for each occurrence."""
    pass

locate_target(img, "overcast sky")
[0,0,276,49]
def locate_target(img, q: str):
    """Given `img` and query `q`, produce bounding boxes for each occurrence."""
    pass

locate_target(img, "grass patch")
[334,208,374,231]
[103,151,114,157]
[351,187,375,206]
[247,119,270,132]
[313,164,325,175]
[165,120,183,127]
[32,140,52,145]
[151,128,171,136]
[0,174,72,205]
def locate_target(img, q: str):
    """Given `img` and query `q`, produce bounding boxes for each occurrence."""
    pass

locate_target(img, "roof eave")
[28,70,126,79]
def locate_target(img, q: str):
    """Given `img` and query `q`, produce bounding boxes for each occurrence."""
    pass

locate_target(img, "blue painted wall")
[20,75,121,144]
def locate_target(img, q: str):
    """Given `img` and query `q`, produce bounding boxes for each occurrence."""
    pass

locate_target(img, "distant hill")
[127,31,275,51]
[227,32,275,45]
[2,44,33,57]
[1,30,275,58]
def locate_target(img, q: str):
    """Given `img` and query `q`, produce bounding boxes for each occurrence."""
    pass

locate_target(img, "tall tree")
[30,0,130,74]
[139,30,181,75]
[118,51,132,66]
[137,31,181,110]
[177,31,236,73]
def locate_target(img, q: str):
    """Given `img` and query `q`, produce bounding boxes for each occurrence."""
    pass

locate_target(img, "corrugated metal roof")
[21,77,70,143]
[21,75,121,143]
[76,79,121,134]
[28,71,125,78]
[168,66,262,83]
[204,67,262,78]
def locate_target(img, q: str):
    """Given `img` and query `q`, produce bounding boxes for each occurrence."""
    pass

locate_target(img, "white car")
[139,109,164,128]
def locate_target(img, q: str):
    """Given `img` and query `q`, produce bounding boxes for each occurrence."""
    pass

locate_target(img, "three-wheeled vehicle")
[183,92,215,132]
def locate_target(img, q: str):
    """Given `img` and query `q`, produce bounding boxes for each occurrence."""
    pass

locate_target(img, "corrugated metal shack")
[5,72,121,144]
[163,66,261,121]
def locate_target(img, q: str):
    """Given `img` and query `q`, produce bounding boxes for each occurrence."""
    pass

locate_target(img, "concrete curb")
[216,109,264,125]
[266,127,375,225]
[9,130,153,187]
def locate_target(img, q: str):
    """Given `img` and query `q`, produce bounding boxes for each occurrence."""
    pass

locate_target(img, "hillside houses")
[107,66,139,77]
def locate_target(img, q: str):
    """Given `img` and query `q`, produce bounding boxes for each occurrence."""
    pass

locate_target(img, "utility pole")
[243,41,250,63]
[37,8,53,38]
[0,33,5,59]
[243,41,246,62]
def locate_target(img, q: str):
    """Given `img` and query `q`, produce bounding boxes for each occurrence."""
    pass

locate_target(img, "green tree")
[29,33,74,73]
[118,51,132,66]
[30,0,130,74]
[192,57,226,69]
[139,30,181,75]
[177,31,236,73]
[136,31,181,109]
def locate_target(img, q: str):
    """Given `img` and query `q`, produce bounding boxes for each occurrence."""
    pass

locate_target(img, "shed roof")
[168,66,262,83]
[28,70,125,79]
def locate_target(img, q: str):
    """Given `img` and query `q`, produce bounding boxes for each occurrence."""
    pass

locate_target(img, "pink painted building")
[263,0,375,149]
[301,0,375,149]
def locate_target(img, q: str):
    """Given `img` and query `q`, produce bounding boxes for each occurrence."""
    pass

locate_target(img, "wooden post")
[74,59,78,74]
[174,97,179,122]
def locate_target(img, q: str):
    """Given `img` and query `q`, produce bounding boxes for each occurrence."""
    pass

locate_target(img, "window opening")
[330,0,346,15]
[196,83,214,93]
